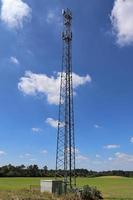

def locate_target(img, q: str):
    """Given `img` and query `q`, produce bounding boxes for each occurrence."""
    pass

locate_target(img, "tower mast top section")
[62,9,72,42]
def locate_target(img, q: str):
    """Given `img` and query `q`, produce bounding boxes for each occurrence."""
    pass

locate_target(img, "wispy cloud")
[10,56,19,65]
[75,148,88,161]
[130,137,133,143]
[41,150,48,154]
[111,0,133,46]
[46,9,61,27]
[25,153,31,157]
[115,152,133,162]
[18,71,91,105]
[32,127,42,133]
[76,154,88,161]
[108,157,114,161]
[96,154,101,158]
[0,150,6,156]
[29,158,37,162]
[66,147,79,154]
[19,153,31,158]
[0,0,32,29]
[94,124,101,129]
[103,144,120,149]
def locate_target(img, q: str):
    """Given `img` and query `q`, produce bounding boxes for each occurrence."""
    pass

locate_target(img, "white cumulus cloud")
[0,0,32,29]
[103,144,120,149]
[45,118,64,129]
[45,118,58,128]
[18,71,91,105]
[111,0,133,46]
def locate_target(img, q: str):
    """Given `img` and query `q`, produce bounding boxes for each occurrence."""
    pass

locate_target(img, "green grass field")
[0,176,133,199]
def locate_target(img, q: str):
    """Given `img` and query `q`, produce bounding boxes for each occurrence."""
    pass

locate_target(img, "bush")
[80,185,103,200]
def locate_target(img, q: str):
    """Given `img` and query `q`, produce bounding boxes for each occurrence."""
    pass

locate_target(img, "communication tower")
[56,8,76,189]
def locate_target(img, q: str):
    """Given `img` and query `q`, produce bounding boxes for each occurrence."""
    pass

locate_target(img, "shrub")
[80,185,103,200]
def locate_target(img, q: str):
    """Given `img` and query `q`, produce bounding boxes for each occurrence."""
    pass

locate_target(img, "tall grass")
[0,190,55,200]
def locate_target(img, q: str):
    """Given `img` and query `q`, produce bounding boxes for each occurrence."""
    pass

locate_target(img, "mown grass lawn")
[0,176,133,199]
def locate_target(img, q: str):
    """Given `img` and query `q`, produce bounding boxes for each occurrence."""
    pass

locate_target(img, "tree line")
[0,164,133,177]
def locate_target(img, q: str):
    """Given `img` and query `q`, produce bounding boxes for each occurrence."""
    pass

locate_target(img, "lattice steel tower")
[56,9,76,189]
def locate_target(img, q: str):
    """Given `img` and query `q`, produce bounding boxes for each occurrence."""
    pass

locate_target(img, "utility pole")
[56,8,76,190]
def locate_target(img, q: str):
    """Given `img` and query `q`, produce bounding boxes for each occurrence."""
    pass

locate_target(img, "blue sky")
[1,0,133,171]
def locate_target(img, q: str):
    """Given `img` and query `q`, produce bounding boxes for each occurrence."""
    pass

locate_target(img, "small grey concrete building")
[40,180,64,195]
